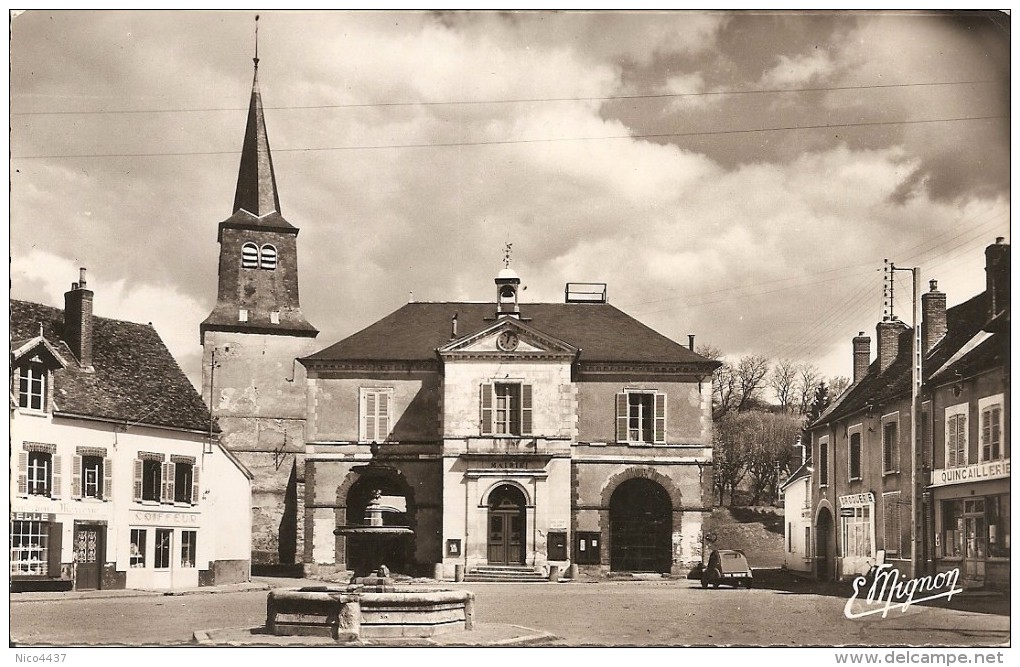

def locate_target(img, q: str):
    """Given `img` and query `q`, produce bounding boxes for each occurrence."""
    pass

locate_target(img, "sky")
[8,9,1011,393]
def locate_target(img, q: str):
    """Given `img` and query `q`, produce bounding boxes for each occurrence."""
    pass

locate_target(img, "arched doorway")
[345,475,412,576]
[610,478,672,573]
[487,484,526,565]
[816,507,835,582]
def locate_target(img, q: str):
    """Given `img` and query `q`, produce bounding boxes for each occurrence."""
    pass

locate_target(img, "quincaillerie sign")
[930,459,1010,487]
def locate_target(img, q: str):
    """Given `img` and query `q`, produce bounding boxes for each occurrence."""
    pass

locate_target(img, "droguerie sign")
[844,565,963,619]
[930,459,1010,487]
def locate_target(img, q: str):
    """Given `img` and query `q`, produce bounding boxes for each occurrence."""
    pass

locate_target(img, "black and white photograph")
[6,7,1011,660]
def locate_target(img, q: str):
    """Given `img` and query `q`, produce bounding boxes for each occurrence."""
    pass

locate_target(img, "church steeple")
[232,46,280,217]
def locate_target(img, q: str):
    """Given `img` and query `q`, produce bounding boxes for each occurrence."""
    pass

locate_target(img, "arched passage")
[343,473,413,576]
[609,478,672,573]
[487,484,526,565]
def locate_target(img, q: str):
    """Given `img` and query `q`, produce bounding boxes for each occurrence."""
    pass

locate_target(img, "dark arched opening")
[816,507,835,582]
[345,474,412,576]
[487,484,526,565]
[610,478,672,573]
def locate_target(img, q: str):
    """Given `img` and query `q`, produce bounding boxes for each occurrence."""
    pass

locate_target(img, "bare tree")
[829,375,852,398]
[698,344,738,420]
[770,358,798,413]
[795,363,822,415]
[712,412,751,506]
[743,411,804,506]
[735,354,770,412]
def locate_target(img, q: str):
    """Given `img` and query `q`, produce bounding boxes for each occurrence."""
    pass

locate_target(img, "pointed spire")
[232,16,280,218]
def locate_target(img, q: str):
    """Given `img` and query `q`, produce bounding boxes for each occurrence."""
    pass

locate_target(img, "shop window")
[181,531,197,568]
[987,495,1010,558]
[979,397,1003,462]
[848,432,862,481]
[945,404,968,468]
[480,382,533,437]
[360,388,393,442]
[18,362,46,411]
[615,390,666,444]
[10,520,48,576]
[841,505,872,558]
[130,529,147,568]
[154,529,172,569]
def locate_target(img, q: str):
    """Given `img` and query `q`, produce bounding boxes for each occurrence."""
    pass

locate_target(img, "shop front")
[837,492,876,579]
[125,509,202,590]
[931,459,1010,589]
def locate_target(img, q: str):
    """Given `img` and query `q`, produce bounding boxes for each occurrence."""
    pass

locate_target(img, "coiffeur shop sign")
[132,510,199,525]
[930,459,1010,487]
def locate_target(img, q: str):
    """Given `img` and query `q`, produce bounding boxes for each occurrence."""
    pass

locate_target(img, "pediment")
[10,336,68,369]
[438,317,577,358]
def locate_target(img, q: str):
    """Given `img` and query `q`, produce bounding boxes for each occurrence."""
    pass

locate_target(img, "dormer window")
[260,244,277,270]
[241,242,259,269]
[18,362,46,411]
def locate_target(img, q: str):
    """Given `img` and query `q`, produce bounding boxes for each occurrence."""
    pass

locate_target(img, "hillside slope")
[703,506,785,568]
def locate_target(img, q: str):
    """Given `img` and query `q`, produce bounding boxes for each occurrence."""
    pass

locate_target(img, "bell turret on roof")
[233,58,281,218]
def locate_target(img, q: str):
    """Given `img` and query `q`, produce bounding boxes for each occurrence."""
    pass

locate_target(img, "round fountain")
[265,447,474,642]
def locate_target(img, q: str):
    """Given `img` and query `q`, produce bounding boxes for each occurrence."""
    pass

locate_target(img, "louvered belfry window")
[241,242,259,268]
[259,244,277,270]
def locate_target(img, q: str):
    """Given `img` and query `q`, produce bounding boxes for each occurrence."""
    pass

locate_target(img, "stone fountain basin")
[268,586,475,640]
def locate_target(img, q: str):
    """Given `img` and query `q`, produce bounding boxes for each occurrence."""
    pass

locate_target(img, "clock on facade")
[496,331,520,352]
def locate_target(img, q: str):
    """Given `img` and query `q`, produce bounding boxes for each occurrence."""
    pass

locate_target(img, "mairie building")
[201,56,719,577]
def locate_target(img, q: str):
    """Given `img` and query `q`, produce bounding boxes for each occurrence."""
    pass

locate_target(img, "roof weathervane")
[253,14,260,68]
[503,242,513,269]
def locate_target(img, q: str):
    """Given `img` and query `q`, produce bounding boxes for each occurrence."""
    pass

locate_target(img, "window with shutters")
[978,395,1003,462]
[140,459,162,502]
[360,388,394,442]
[848,427,862,481]
[818,438,829,487]
[945,404,968,468]
[615,390,666,444]
[27,451,53,497]
[260,244,277,270]
[81,456,103,499]
[241,242,259,268]
[883,491,902,556]
[172,457,198,504]
[480,382,533,437]
[18,362,47,411]
[882,413,899,474]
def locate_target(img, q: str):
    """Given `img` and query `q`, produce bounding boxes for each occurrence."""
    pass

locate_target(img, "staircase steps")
[463,565,549,583]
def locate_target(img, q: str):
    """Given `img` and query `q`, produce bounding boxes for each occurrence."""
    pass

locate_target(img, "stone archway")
[334,467,417,576]
[609,478,673,573]
[815,504,836,582]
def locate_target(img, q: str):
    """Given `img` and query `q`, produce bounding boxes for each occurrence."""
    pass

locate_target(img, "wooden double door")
[487,485,525,565]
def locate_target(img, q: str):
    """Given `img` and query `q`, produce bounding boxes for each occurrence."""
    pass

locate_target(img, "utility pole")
[891,264,921,579]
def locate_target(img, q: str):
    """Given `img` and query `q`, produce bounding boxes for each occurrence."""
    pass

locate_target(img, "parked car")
[701,549,753,589]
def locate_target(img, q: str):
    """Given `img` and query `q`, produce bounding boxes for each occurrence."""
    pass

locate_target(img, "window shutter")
[164,462,176,503]
[947,417,957,467]
[654,393,667,443]
[104,458,113,500]
[133,459,143,502]
[982,410,991,452]
[378,392,389,441]
[18,451,28,496]
[365,391,377,441]
[521,384,533,435]
[51,455,62,499]
[991,407,1001,456]
[957,415,967,465]
[616,393,628,442]
[47,522,63,575]
[72,455,82,498]
[192,464,201,505]
[480,383,493,435]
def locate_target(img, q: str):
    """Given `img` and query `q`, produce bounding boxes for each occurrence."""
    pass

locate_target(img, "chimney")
[64,267,94,368]
[688,334,695,351]
[921,279,947,354]
[450,313,458,339]
[852,331,871,383]
[985,237,1010,318]
[876,319,907,374]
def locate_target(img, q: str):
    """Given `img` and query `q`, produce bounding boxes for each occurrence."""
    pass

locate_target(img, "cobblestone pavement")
[8,574,1010,647]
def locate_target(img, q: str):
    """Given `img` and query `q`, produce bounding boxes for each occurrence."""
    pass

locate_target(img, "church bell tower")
[200,42,318,568]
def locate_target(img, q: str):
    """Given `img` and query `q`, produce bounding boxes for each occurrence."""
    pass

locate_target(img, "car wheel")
[712,582,719,588]
[700,577,708,589]
[744,580,753,589]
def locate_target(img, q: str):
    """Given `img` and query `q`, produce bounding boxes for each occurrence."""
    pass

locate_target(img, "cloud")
[758,49,835,88]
